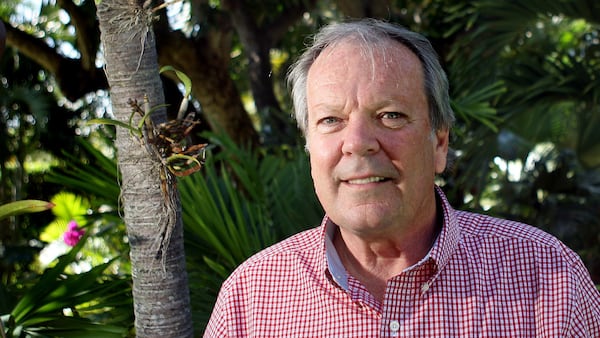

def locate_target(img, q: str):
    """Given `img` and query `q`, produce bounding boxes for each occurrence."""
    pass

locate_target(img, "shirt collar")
[431,186,461,274]
[324,220,349,290]
[322,186,462,291]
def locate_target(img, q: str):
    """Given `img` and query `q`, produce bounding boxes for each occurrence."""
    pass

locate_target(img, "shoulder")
[455,209,580,264]
[450,210,600,335]
[241,226,322,267]
[206,227,331,336]
[450,209,600,300]
[221,227,323,288]
[456,210,555,243]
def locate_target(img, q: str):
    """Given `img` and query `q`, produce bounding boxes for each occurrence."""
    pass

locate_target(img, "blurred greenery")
[37,133,321,330]
[1,222,133,337]
[1,0,599,335]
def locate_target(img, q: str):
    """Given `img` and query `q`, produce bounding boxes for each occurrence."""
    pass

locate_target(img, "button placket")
[382,263,436,337]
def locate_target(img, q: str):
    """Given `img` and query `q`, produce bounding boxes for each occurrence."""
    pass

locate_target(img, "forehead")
[306,38,426,102]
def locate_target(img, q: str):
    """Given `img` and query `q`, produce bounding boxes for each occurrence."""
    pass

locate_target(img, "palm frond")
[3,240,132,337]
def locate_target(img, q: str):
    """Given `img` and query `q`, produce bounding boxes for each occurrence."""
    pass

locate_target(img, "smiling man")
[204,19,600,337]
[305,34,448,303]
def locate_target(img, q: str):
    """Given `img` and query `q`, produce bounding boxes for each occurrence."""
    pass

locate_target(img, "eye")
[379,111,409,128]
[321,116,341,125]
[382,112,403,119]
[315,116,344,133]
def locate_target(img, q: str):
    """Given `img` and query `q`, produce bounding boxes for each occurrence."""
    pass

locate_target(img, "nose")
[341,117,380,156]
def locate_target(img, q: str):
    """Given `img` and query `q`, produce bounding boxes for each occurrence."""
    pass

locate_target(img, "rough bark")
[2,0,326,148]
[97,0,193,336]
[2,0,321,148]
[3,0,261,147]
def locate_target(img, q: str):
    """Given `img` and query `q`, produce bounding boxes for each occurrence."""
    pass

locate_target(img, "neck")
[333,211,440,302]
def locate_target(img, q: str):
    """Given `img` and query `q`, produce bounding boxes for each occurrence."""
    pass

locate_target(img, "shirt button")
[421,282,430,293]
[389,320,400,332]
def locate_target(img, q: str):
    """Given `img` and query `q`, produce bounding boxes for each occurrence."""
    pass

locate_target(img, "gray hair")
[286,18,455,135]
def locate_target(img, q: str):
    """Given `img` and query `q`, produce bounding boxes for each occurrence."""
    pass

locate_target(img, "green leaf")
[160,65,193,98]
[49,192,90,222]
[8,238,131,335]
[87,118,140,136]
[0,200,55,220]
[46,138,121,205]
[136,103,170,130]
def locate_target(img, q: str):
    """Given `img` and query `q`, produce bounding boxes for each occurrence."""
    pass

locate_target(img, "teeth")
[347,176,386,184]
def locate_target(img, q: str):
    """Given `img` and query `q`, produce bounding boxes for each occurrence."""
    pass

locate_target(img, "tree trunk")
[97,0,193,337]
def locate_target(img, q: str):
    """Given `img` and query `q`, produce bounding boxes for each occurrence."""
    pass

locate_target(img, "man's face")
[305,40,449,237]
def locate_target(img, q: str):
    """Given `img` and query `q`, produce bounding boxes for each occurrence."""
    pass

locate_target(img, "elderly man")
[205,19,600,337]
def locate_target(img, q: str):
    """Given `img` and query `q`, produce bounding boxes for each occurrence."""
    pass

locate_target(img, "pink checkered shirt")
[204,188,600,337]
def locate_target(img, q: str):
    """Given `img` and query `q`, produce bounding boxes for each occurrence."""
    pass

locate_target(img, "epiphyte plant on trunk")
[91,65,207,262]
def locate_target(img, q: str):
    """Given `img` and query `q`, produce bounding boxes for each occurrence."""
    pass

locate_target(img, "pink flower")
[63,220,85,246]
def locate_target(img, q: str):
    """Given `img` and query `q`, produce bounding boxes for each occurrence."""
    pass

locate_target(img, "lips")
[346,176,388,184]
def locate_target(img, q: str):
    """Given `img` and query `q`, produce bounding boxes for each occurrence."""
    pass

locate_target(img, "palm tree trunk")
[97,0,193,336]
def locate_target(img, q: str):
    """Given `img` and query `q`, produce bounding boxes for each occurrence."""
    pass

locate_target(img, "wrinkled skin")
[305,39,449,244]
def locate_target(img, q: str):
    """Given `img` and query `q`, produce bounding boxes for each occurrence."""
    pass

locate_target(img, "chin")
[332,210,394,232]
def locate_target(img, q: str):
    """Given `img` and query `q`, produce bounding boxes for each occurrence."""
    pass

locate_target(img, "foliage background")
[1,0,599,334]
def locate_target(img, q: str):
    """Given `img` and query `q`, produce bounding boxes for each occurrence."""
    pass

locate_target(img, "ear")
[433,128,450,174]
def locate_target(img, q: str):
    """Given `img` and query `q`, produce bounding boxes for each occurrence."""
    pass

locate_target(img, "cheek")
[308,148,331,180]
[307,136,338,189]
[309,156,331,204]
[385,134,434,172]
[306,133,336,163]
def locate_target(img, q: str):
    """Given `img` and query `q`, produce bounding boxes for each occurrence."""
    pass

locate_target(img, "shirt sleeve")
[568,256,600,336]
[203,287,230,338]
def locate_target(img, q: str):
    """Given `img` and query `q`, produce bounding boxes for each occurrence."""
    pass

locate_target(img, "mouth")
[345,176,390,185]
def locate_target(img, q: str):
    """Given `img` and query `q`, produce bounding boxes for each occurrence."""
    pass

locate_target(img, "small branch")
[56,0,100,70]
[0,317,6,338]
[0,20,6,57]
[267,0,319,43]
[4,21,63,74]
[4,20,108,101]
